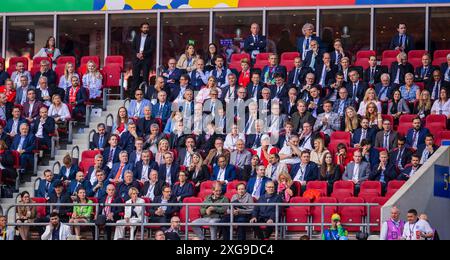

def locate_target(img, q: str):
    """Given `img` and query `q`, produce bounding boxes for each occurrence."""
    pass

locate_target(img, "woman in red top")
[238,58,251,88]
[113,106,129,136]
[3,79,16,103]
[335,143,353,172]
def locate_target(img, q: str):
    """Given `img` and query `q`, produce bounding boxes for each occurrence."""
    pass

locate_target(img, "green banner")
[0,0,93,12]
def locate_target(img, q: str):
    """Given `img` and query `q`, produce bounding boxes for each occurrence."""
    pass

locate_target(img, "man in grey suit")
[342,150,370,195]
[15,75,34,105]
[374,119,398,152]
[230,139,252,170]
[313,100,340,136]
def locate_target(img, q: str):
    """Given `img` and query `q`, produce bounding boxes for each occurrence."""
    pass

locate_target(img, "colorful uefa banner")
[0,0,449,12]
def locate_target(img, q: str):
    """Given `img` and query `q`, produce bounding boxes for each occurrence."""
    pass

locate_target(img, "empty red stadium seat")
[79,150,101,175]
[381,50,400,67]
[103,63,122,90]
[197,190,212,200]
[255,53,272,63]
[286,197,310,232]
[226,180,246,193]
[331,190,353,203]
[408,50,427,68]
[330,131,352,144]
[426,115,447,133]
[311,197,338,231]
[200,180,215,192]
[387,180,406,192]
[31,197,47,218]
[340,197,366,232]
[224,190,238,201]
[306,181,328,197]
[368,197,389,232]
[399,114,417,125]
[56,56,76,67]
[81,56,100,68]
[436,131,450,145]
[333,181,355,195]
[231,53,251,63]
[281,52,300,62]
[360,181,382,196]
[179,197,203,231]
[433,50,450,66]
[397,124,411,137]
[7,57,29,75]
[105,55,124,70]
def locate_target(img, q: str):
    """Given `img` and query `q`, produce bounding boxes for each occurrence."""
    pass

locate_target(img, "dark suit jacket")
[390,62,415,85]
[417,144,439,162]
[374,131,399,151]
[188,165,210,185]
[172,182,194,201]
[47,193,72,216]
[211,165,237,182]
[398,165,421,181]
[32,116,56,146]
[389,34,415,53]
[364,66,387,84]
[245,133,264,149]
[170,85,192,103]
[102,146,122,169]
[246,82,263,100]
[22,101,43,120]
[374,83,396,101]
[247,176,270,197]
[406,127,430,149]
[362,148,380,171]
[162,68,182,86]
[132,33,154,62]
[11,134,35,154]
[5,118,27,135]
[220,85,239,102]
[303,50,325,69]
[352,127,377,146]
[414,66,437,83]
[370,163,397,183]
[32,70,57,87]
[389,147,413,169]
[57,165,79,181]
[90,133,110,150]
[107,163,134,181]
[425,80,450,98]
[270,84,289,101]
[118,131,135,154]
[297,36,322,57]
[244,34,267,53]
[314,64,338,86]
[189,69,208,90]
[291,111,316,133]
[158,164,180,185]
[261,65,287,81]
[98,196,123,220]
[440,63,450,81]
[346,81,368,102]
[288,67,313,86]
[140,180,165,198]
[67,180,92,196]
[64,86,88,115]
[151,102,171,124]
[116,181,141,201]
[36,179,57,198]
[136,117,156,138]
[290,162,319,182]
[134,161,159,180]
[150,195,180,217]
[0,102,13,121]
[0,70,9,86]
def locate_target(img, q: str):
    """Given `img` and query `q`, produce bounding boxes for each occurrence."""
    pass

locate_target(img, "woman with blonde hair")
[358,88,382,116]
[154,138,171,166]
[16,191,36,240]
[310,137,330,166]
[176,44,198,73]
[195,76,222,103]
[188,152,210,189]
[365,102,383,129]
[58,62,79,90]
[414,89,432,120]
[276,172,297,202]
[344,107,360,133]
[163,111,183,134]
[83,60,103,99]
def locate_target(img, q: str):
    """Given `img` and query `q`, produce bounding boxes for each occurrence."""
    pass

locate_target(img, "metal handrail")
[105,113,114,128]
[71,146,80,160]
[52,161,61,176]
[5,202,380,240]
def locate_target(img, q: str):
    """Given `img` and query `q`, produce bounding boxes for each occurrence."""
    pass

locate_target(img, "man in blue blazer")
[89,170,109,200]
[67,171,92,197]
[374,75,396,103]
[158,152,180,186]
[370,151,397,193]
[64,76,88,117]
[102,135,122,170]
[314,53,338,87]
[127,89,151,119]
[261,54,287,85]
[118,123,137,155]
[288,57,313,87]
[36,169,57,199]
[406,118,430,150]
[244,23,267,58]
[134,150,158,181]
[151,91,171,127]
[346,70,368,104]
[297,23,322,60]
[247,165,270,200]
[11,123,35,171]
[290,151,319,193]
[161,58,182,88]
[5,107,26,138]
[170,74,192,103]
[360,139,380,171]
[189,59,208,91]
[397,154,421,181]
[32,106,56,150]
[352,118,377,147]
[389,23,415,53]
[211,155,237,185]
[107,150,134,184]
[303,42,325,71]
[246,72,264,100]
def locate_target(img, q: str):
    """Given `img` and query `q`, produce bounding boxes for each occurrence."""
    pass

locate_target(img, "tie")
[395,67,401,84]
[396,149,403,167]
[384,134,389,150]
[305,38,310,50]
[320,66,327,85]
[114,164,124,181]
[400,35,404,47]
[293,68,299,85]
[246,119,254,134]
[433,82,439,100]
[370,68,375,83]
[412,131,419,148]
[99,135,104,148]
[158,104,163,118]
[254,134,261,148]
[360,129,367,143]
[46,182,50,194]
[254,35,257,43]
[422,67,428,78]
[253,178,262,197]
[336,52,341,65]
[353,83,358,99]
[108,149,114,162]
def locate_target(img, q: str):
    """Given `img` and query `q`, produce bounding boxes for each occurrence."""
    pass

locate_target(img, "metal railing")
[5,202,379,240]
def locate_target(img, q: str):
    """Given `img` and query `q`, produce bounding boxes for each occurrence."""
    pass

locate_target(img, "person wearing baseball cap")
[322,214,348,240]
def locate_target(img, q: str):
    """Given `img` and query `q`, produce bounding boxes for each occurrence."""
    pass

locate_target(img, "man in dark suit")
[332,85,354,118]
[397,154,421,181]
[244,23,267,59]
[22,89,43,123]
[364,56,386,85]
[149,186,180,229]
[292,100,316,134]
[303,40,324,70]
[0,60,9,86]
[0,93,13,122]
[389,137,413,171]
[360,139,380,171]
[220,74,239,103]
[370,151,397,186]
[158,152,180,187]
[352,118,377,147]
[176,136,197,167]
[389,23,415,53]
[291,151,319,194]
[89,169,109,200]
[288,57,313,88]
[98,184,123,240]
[47,182,72,222]
[247,165,270,199]
[283,88,299,117]
[36,169,57,199]
[32,59,57,88]
[211,155,237,186]
[64,76,88,118]
[90,123,110,151]
[131,22,154,95]
[406,118,430,150]
[440,55,450,83]
[118,123,138,155]
[116,170,141,201]
[246,119,265,149]
[261,54,287,85]
[134,150,158,182]
[374,119,398,152]
[102,135,122,170]
[426,70,450,101]
[86,154,109,186]
[315,52,338,87]
[189,59,208,91]
[107,151,134,185]
[270,73,289,102]
[246,72,263,101]
[67,171,92,197]
[346,69,368,104]
[11,123,35,171]
[170,74,192,103]
[4,106,24,140]
[374,74,396,104]
[151,91,171,128]
[162,58,182,88]
[390,52,414,86]
[414,53,436,83]
[297,23,322,60]
[32,106,55,151]
[417,134,439,165]
[140,169,165,199]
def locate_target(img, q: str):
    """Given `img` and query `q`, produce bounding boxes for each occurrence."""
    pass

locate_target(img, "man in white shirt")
[313,101,340,136]
[279,135,302,165]
[265,153,288,181]
[402,209,434,240]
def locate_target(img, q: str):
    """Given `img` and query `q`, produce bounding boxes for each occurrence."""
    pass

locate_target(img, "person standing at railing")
[41,213,72,240]
[322,214,348,240]
[250,181,283,240]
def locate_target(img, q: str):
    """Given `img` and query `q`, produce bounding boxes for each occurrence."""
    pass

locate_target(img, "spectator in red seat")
[11,62,32,89]
[83,60,103,100]
[374,73,395,104]
[390,136,413,171]
[3,79,16,103]
[414,89,432,120]
[211,155,236,186]
[47,181,72,222]
[136,106,155,139]
[291,150,319,193]
[406,117,430,150]
[440,54,450,83]
[398,154,421,181]
[102,134,122,171]
[254,134,278,168]
[204,137,230,167]
[316,53,338,88]
[172,171,194,202]
[358,88,382,117]
[418,134,438,165]
[90,169,108,200]
[265,153,288,182]
[134,150,158,183]
[221,182,253,240]
[310,137,330,166]
[69,187,93,239]
[414,53,435,83]
[335,143,352,168]
[250,181,282,240]
[364,101,383,130]
[342,150,370,195]
[33,36,61,66]
[149,185,180,228]
[128,89,150,119]
[332,84,354,120]
[298,121,314,151]
[58,153,78,183]
[428,70,450,101]
[154,138,170,166]
[306,85,324,118]
[192,182,229,240]
[314,100,340,137]
[16,191,36,240]
[276,171,297,202]
[177,135,197,168]
[320,153,341,194]
[364,56,384,85]
[0,93,12,123]
[390,52,414,86]
[344,106,360,133]
[176,44,198,73]
[0,59,9,85]
[65,76,88,119]
[303,40,323,72]
[238,58,251,88]
[388,90,411,124]
[158,152,179,187]
[370,151,396,193]
[22,89,43,123]
[190,58,208,90]
[32,106,55,151]
[48,94,71,125]
[284,88,299,118]
[128,137,145,167]
[68,171,92,200]
[140,170,164,200]
[375,119,398,152]
[400,73,420,104]
[113,106,130,137]
[108,150,133,185]
[162,58,182,88]
[187,152,210,189]
[32,60,57,88]
[431,88,450,118]
[10,123,35,172]
[248,165,270,200]
[119,122,138,154]
[279,134,302,165]
[36,169,57,199]
[114,187,144,240]
[116,170,140,201]
[98,184,123,240]
[339,57,351,83]
[87,154,107,186]
[0,140,18,186]
[58,62,79,91]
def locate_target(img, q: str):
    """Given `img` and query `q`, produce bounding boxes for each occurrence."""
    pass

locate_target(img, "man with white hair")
[375,73,396,103]
[32,59,57,87]
[297,23,322,60]
[244,23,267,60]
[440,53,450,83]
[390,52,414,86]
[380,206,405,240]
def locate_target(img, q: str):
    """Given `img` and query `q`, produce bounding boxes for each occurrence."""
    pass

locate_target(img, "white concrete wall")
[381,146,450,240]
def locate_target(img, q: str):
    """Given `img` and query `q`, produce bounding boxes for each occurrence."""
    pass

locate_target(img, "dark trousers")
[221,215,249,240]
[19,154,33,171]
[253,217,274,240]
[148,216,170,231]
[132,59,151,94]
